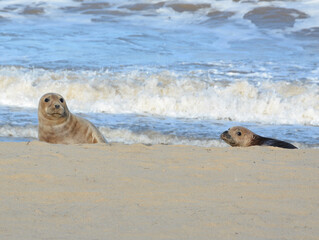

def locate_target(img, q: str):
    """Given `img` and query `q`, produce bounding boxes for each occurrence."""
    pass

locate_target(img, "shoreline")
[1,141,318,239]
[0,137,317,149]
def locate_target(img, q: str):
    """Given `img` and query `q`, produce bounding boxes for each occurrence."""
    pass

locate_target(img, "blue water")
[0,0,318,148]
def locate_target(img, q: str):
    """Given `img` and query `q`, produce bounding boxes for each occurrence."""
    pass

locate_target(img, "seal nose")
[220,131,230,139]
[55,104,60,109]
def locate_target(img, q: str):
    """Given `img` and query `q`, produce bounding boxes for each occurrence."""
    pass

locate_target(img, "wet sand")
[0,141,318,240]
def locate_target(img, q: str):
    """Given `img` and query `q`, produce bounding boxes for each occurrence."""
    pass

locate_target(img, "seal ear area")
[260,137,298,149]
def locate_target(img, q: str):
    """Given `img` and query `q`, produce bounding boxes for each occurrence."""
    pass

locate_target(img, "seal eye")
[44,98,49,102]
[60,98,64,103]
[237,131,242,136]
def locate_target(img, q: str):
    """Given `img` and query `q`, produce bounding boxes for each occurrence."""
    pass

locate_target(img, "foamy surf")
[1,0,319,147]
[1,66,318,126]
[0,120,316,149]
[0,66,318,148]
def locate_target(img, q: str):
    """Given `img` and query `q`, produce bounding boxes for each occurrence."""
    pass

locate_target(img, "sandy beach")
[0,141,318,240]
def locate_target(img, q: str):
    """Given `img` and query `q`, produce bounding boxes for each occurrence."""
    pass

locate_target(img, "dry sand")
[0,141,318,240]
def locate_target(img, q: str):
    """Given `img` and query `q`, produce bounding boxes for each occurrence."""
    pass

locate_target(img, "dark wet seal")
[244,7,308,29]
[119,2,165,11]
[167,3,211,13]
[21,6,45,15]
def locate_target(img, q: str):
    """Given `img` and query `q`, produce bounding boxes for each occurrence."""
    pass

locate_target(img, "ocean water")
[0,0,318,148]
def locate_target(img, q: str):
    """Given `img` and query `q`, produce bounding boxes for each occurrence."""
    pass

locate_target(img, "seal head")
[220,126,297,149]
[38,93,69,122]
[38,93,106,144]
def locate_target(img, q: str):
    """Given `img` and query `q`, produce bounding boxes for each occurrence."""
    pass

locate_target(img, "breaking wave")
[1,66,318,126]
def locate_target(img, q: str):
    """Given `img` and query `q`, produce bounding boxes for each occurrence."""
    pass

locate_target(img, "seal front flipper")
[260,137,298,149]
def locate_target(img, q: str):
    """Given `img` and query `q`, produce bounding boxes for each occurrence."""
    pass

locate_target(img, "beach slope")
[0,142,318,240]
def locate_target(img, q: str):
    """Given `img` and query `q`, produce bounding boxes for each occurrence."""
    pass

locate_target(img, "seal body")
[220,126,297,149]
[38,93,106,144]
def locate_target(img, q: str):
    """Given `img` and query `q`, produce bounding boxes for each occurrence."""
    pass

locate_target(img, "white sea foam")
[0,66,318,126]
[0,124,38,139]
[0,124,315,148]
[0,123,227,147]
[100,127,227,147]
